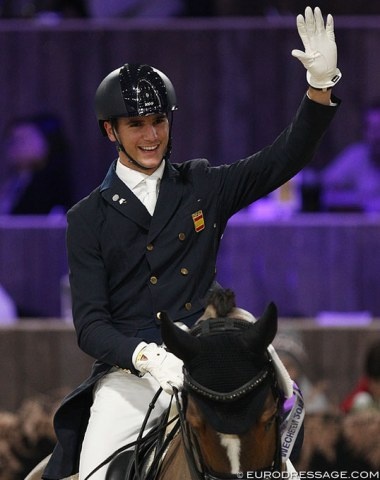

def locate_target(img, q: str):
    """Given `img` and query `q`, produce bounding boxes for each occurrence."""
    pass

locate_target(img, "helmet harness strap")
[111,113,174,171]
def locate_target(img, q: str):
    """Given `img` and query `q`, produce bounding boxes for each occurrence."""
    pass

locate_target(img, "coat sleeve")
[215,94,341,220]
[67,203,142,372]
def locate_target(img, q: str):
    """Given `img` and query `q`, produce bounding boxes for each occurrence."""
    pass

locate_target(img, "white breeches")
[79,369,171,480]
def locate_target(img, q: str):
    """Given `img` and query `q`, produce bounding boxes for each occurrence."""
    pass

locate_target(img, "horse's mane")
[204,288,236,317]
[160,288,279,436]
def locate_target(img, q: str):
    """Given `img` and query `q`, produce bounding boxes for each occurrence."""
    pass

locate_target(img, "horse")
[25,289,302,480]
[105,289,301,480]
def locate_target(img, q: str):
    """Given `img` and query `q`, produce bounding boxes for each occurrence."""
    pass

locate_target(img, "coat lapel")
[100,160,184,237]
[100,161,151,231]
[148,162,183,242]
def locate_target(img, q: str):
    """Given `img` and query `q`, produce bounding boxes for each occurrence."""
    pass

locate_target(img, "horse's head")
[160,289,288,436]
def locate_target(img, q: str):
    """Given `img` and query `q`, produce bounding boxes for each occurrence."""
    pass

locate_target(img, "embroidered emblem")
[192,210,205,232]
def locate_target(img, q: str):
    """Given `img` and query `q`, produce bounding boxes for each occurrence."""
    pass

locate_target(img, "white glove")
[133,343,183,395]
[292,6,342,90]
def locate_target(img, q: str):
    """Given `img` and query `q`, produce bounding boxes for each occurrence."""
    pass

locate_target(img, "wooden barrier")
[1,320,379,412]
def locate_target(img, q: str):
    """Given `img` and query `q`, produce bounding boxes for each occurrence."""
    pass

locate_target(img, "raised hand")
[292,6,342,91]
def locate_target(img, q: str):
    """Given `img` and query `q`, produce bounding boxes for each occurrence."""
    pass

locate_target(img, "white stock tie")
[143,177,158,215]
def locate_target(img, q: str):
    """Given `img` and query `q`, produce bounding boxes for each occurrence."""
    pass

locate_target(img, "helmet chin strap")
[111,113,174,171]
[112,126,154,171]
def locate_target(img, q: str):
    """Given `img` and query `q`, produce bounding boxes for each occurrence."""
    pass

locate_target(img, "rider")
[43,7,341,479]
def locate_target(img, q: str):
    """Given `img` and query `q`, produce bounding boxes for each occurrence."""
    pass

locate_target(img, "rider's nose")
[144,124,158,140]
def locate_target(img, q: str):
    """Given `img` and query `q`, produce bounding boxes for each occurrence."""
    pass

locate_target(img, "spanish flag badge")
[192,210,205,232]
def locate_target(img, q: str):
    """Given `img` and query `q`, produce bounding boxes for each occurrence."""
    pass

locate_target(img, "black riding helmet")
[95,63,177,134]
[95,64,178,169]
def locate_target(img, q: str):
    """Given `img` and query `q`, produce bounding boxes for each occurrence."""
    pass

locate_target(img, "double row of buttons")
[150,267,189,285]
[146,232,186,252]
[155,301,192,318]
[147,231,190,309]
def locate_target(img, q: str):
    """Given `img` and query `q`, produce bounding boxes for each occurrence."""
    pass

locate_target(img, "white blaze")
[218,433,241,474]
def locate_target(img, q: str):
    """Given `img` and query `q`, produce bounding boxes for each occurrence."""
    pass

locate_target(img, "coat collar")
[100,160,183,240]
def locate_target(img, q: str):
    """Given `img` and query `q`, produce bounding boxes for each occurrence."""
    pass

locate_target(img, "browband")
[183,366,271,402]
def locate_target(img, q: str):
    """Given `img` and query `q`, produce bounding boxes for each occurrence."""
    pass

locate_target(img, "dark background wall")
[1,16,379,206]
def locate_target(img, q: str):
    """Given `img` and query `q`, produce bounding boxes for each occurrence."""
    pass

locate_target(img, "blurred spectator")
[0,113,72,215]
[322,101,380,212]
[85,0,183,18]
[213,1,380,16]
[340,340,380,414]
[339,409,380,472]
[0,392,62,480]
[296,410,380,474]
[273,331,331,414]
[0,284,17,324]
[0,0,88,19]
[3,0,380,18]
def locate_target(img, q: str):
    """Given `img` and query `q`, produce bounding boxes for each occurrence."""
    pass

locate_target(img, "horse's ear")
[241,302,278,351]
[255,302,278,346]
[159,312,201,363]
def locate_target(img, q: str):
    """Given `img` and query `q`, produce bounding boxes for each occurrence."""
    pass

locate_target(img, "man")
[43,7,341,479]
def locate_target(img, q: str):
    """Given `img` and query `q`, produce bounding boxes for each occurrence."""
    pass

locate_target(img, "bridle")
[89,317,287,480]
[172,375,283,480]
[171,317,284,480]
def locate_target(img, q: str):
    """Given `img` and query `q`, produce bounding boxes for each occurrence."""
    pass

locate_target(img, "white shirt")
[115,158,165,211]
[115,159,166,362]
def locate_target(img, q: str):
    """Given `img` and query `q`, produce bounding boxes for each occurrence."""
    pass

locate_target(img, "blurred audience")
[85,0,183,18]
[0,392,61,480]
[0,0,88,19]
[0,113,72,215]
[214,1,380,16]
[273,331,331,414]
[3,0,380,18]
[0,284,18,323]
[340,340,380,414]
[293,340,380,474]
[322,101,380,212]
[297,410,380,474]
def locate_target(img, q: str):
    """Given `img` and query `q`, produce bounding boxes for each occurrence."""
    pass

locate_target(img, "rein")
[83,388,180,480]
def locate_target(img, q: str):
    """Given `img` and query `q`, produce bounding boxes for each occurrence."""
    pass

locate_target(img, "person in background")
[273,331,331,414]
[0,0,88,19]
[0,113,72,215]
[43,7,341,479]
[0,284,17,324]
[341,340,380,413]
[322,101,380,212]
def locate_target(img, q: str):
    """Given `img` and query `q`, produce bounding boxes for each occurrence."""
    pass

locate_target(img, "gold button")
[180,268,189,276]
[185,302,192,311]
[146,243,154,251]
[150,276,158,285]
[178,232,186,241]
